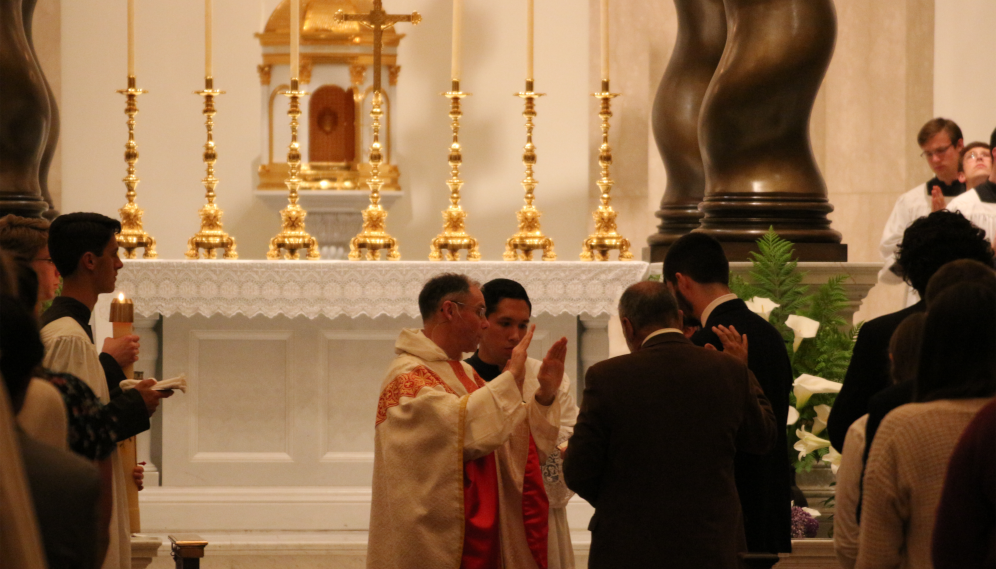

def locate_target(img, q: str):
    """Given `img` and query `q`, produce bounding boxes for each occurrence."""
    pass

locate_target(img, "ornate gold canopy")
[258,0,402,46]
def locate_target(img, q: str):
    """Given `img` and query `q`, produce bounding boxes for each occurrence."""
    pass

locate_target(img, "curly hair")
[896,211,994,296]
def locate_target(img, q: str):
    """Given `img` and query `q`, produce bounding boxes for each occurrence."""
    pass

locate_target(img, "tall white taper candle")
[451,0,463,82]
[290,0,300,81]
[127,0,135,76]
[205,0,213,77]
[600,0,609,81]
[526,0,534,81]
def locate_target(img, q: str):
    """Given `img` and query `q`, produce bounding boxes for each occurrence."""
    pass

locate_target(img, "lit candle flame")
[118,292,126,302]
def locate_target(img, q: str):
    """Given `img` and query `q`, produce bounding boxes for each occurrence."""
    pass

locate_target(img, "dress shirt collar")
[700,293,739,327]
[641,328,684,347]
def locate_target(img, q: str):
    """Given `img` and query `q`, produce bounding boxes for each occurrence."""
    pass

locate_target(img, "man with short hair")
[949,128,996,244]
[662,233,793,556]
[827,210,995,451]
[367,273,568,569]
[957,142,992,191]
[466,278,579,569]
[39,212,169,569]
[880,118,966,305]
[564,281,776,569]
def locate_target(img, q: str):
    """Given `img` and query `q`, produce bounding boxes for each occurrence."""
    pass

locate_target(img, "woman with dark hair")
[856,282,995,569]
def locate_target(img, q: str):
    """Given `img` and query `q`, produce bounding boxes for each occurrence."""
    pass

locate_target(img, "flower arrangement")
[729,229,860,473]
[791,504,821,538]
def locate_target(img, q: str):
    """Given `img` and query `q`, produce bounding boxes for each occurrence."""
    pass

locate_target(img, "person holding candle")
[38,212,171,569]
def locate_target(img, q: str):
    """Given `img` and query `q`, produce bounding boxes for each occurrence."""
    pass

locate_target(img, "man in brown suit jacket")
[563,281,777,569]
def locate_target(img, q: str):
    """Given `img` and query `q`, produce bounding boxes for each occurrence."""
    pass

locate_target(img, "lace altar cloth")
[117,260,650,320]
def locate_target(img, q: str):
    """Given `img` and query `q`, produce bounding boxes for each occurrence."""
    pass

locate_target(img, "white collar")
[700,293,739,326]
[641,328,684,347]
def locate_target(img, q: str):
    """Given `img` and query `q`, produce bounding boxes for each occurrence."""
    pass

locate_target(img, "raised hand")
[506,324,536,389]
[536,337,568,405]
[704,324,748,365]
[103,334,140,368]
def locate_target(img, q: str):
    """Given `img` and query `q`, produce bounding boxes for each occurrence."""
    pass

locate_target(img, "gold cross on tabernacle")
[335,0,421,94]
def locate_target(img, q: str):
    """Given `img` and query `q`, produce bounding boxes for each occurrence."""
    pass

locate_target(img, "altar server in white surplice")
[367,273,567,569]
[466,278,579,569]
[39,213,170,569]
[949,135,996,244]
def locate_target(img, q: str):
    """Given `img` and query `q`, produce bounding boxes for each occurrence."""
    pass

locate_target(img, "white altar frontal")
[114,260,647,565]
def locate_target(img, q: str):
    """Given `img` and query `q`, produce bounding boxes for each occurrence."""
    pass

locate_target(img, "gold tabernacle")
[267,78,321,260]
[116,75,156,259]
[187,76,238,260]
[581,79,633,261]
[429,80,480,261]
[504,80,555,261]
[337,0,420,261]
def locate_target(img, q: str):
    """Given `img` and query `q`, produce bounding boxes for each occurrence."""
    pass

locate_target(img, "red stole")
[449,362,550,569]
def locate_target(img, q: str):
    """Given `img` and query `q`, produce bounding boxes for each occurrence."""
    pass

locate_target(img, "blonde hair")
[0,215,49,262]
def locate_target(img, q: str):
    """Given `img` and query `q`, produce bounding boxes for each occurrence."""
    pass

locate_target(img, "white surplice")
[367,329,560,569]
[949,188,996,244]
[41,317,131,569]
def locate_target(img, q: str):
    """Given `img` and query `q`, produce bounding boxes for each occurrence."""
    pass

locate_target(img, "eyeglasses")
[964,151,992,161]
[921,144,953,159]
[451,301,486,319]
[32,257,55,265]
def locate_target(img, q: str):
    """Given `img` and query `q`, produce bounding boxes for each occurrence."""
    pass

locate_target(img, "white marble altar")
[111,260,647,533]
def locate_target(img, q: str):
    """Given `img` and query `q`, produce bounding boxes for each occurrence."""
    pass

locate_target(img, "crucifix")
[335,1,421,261]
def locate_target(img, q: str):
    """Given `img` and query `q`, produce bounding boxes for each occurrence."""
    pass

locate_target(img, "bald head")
[618,281,681,334]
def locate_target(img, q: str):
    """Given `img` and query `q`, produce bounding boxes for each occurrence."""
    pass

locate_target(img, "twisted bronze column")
[648,0,726,257]
[695,0,845,261]
[0,0,51,219]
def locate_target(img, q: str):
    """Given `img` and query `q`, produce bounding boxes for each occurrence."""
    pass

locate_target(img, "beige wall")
[934,0,996,144]
[604,0,946,323]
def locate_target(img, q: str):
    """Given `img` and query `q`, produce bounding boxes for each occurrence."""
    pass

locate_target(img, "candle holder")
[116,76,157,259]
[267,79,320,260]
[504,80,555,261]
[429,80,480,261]
[581,80,633,261]
[348,90,401,260]
[187,77,238,259]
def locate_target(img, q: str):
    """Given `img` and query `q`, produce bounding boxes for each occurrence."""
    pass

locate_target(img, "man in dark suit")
[826,211,995,451]
[564,281,776,569]
[663,233,793,555]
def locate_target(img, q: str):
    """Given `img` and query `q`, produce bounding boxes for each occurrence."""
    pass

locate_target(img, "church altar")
[114,260,648,534]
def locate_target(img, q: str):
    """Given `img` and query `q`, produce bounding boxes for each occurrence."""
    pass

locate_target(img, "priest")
[367,273,567,569]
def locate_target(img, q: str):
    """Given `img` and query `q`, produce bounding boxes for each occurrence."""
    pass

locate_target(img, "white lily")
[802,506,822,519]
[786,314,821,351]
[822,446,842,476]
[743,297,780,321]
[787,405,800,426]
[794,427,832,461]
[793,374,842,408]
[811,404,832,436]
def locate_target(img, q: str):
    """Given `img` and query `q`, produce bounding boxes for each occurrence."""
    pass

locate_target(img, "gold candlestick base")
[116,76,156,259]
[350,91,400,261]
[504,81,555,261]
[581,82,633,262]
[430,82,480,261]
[268,80,320,261]
[187,78,237,260]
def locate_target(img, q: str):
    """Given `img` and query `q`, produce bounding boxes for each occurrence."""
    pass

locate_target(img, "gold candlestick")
[581,80,633,261]
[267,78,320,260]
[116,76,157,259]
[504,80,555,261]
[348,90,401,260]
[187,77,237,259]
[429,80,480,261]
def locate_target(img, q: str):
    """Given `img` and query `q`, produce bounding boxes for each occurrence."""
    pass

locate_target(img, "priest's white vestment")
[41,317,131,569]
[367,329,561,569]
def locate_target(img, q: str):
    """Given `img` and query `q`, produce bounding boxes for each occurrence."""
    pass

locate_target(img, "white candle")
[526,0,534,81]
[127,0,135,77]
[205,0,213,77]
[290,0,300,81]
[451,0,463,82]
[600,0,609,81]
